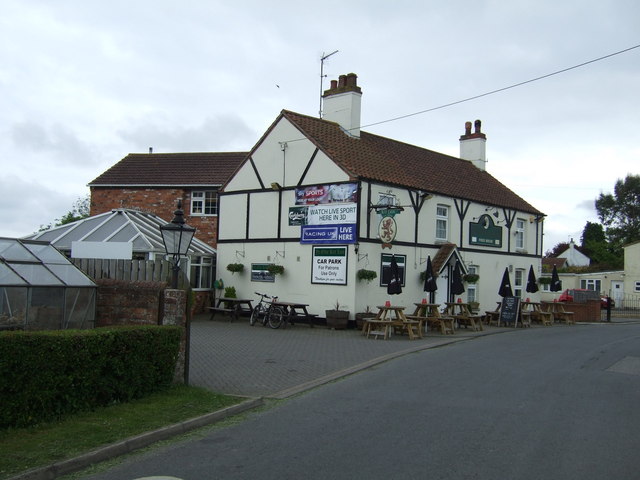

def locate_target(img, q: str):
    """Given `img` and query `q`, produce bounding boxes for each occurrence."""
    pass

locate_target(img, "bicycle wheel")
[250,303,264,326]
[267,306,285,329]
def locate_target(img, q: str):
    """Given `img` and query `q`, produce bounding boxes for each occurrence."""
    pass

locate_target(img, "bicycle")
[250,292,286,329]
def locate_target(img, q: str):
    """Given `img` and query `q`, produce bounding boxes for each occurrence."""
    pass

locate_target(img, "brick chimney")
[322,73,362,138]
[459,119,487,170]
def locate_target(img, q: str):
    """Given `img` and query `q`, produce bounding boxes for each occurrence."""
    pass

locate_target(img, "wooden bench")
[426,317,455,335]
[530,310,553,326]
[289,313,320,327]
[455,315,484,332]
[365,319,393,339]
[520,312,532,328]
[485,310,501,327]
[554,311,575,325]
[208,307,235,321]
[392,319,422,339]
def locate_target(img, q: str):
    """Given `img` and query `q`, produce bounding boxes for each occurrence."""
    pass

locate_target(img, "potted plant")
[464,273,479,283]
[226,263,245,274]
[223,286,237,308]
[325,300,350,330]
[357,269,377,283]
[267,264,285,276]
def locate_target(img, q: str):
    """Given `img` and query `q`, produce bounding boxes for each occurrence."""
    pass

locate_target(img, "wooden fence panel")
[71,258,187,288]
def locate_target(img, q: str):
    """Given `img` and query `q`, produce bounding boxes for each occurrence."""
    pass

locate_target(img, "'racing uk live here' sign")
[301,224,356,244]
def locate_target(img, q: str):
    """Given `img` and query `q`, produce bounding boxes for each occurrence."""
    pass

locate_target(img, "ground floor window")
[466,265,478,303]
[514,268,524,297]
[580,279,602,292]
[190,256,213,289]
[380,254,406,287]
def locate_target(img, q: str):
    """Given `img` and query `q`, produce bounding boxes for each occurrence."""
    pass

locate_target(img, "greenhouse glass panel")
[0,239,39,262]
[0,263,27,285]
[23,242,70,264]
[47,264,94,286]
[11,264,61,285]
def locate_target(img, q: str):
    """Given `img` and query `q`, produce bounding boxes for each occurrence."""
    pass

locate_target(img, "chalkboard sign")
[499,296,521,327]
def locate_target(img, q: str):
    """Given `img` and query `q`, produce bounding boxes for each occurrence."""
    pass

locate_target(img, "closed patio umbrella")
[451,260,465,295]
[387,255,402,295]
[498,267,513,297]
[423,256,438,293]
[526,265,539,293]
[550,264,562,292]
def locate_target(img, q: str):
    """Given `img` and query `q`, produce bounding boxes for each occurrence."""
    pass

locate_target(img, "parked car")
[558,288,614,308]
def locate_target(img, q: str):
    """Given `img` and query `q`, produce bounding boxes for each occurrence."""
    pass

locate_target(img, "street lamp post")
[159,200,196,289]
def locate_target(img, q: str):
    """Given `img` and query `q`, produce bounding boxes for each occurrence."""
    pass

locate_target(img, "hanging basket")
[464,274,479,283]
[357,269,377,282]
[226,263,245,274]
[267,264,285,276]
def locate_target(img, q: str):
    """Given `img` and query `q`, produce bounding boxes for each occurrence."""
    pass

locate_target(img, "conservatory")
[0,238,96,331]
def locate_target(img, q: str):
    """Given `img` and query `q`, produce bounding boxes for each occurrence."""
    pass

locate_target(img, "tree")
[39,195,91,231]
[595,174,640,247]
[544,241,569,258]
[580,221,606,246]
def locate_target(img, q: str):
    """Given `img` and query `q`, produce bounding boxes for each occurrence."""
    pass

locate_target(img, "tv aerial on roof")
[319,49,339,118]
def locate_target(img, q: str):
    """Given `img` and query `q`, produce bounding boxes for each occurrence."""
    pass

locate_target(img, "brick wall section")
[562,300,601,322]
[95,279,187,383]
[90,187,218,247]
[162,289,188,383]
[96,280,164,326]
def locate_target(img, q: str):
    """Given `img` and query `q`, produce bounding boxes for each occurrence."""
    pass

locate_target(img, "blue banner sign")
[301,224,356,244]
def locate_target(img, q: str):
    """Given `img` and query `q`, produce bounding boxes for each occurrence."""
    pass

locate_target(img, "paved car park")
[188,314,500,398]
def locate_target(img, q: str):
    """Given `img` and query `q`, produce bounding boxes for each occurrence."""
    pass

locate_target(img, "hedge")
[0,326,181,428]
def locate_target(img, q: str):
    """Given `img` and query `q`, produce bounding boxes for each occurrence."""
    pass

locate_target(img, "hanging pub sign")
[378,216,397,247]
[295,183,358,205]
[312,246,348,285]
[469,214,503,248]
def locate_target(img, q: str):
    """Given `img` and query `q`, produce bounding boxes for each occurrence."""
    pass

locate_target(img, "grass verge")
[0,385,242,479]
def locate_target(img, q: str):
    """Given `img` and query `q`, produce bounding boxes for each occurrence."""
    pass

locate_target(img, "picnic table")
[209,297,253,322]
[521,301,553,326]
[445,302,483,332]
[406,302,454,335]
[363,305,421,340]
[271,300,318,327]
[541,301,575,324]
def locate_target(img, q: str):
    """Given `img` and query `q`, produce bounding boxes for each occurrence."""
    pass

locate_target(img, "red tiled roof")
[280,110,543,215]
[542,257,567,268]
[89,152,248,186]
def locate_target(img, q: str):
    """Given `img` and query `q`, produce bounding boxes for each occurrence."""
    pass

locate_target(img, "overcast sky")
[2,0,638,251]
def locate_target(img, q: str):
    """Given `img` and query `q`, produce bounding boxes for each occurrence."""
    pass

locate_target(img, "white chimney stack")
[322,73,362,138]
[459,119,487,170]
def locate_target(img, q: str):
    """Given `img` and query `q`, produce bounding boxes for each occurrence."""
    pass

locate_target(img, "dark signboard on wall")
[469,214,503,248]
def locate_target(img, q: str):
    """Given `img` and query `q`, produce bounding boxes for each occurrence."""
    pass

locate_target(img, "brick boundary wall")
[563,300,601,322]
[95,279,187,383]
